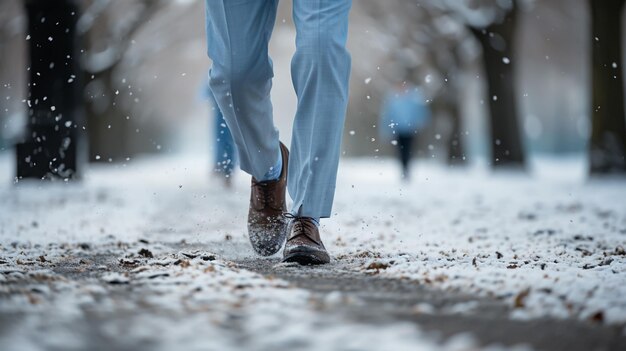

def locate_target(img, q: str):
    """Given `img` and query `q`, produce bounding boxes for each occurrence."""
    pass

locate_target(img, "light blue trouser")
[205,0,352,218]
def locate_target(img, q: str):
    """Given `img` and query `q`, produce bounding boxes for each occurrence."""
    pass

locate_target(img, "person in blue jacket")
[380,83,431,180]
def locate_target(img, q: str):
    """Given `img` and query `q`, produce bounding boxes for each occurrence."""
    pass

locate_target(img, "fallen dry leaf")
[514,288,530,308]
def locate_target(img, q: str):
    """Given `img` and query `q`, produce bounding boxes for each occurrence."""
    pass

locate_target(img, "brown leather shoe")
[283,217,330,265]
[247,142,289,256]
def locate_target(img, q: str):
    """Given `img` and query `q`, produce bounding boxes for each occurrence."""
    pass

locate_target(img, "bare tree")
[446,0,526,168]
[355,0,531,168]
[77,0,166,161]
[589,0,626,174]
[356,0,476,164]
[421,6,472,165]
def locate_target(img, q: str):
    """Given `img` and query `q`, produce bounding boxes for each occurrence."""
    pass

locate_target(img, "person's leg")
[205,0,280,180]
[283,0,352,265]
[289,0,352,219]
[206,0,289,257]
[397,134,413,179]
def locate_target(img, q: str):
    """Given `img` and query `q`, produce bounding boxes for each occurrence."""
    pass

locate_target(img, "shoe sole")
[282,246,330,265]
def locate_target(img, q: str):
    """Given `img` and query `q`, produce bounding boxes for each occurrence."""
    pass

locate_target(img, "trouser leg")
[205,0,280,180]
[397,134,413,177]
[289,0,352,218]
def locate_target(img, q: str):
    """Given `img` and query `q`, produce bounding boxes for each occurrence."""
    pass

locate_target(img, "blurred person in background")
[205,1,352,265]
[379,81,431,181]
[200,78,237,188]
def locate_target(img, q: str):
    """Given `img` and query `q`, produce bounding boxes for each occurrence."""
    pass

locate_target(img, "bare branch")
[82,0,166,74]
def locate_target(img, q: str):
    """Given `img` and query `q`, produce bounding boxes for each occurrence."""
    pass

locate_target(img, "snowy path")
[0,154,625,350]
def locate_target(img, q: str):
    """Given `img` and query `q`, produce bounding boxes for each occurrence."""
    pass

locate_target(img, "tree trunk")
[80,1,164,162]
[471,5,525,168]
[589,0,626,174]
[84,67,132,162]
[16,0,85,180]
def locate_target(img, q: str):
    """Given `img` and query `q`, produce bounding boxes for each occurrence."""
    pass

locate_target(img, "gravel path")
[231,243,626,351]
[1,239,624,351]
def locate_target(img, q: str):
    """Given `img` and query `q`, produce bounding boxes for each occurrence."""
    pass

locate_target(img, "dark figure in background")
[380,83,431,180]
[200,80,237,187]
[396,134,414,177]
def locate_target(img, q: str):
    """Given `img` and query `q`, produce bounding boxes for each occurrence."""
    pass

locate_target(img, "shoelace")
[252,181,275,206]
[283,213,319,243]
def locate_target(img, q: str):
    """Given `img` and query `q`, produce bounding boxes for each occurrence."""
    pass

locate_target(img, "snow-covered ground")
[330,157,626,325]
[0,152,624,350]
